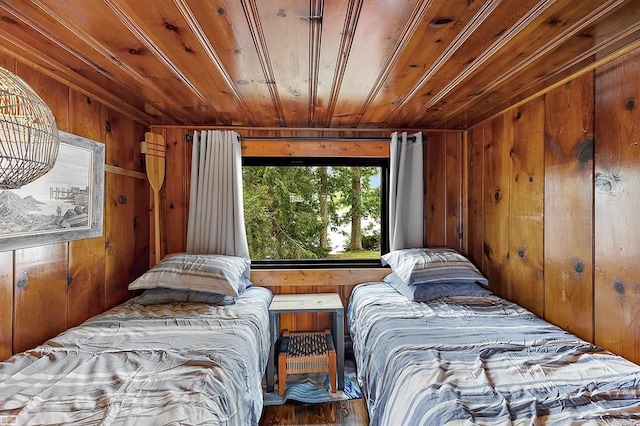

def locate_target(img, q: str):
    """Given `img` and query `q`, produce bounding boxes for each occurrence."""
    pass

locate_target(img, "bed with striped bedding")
[0,286,272,425]
[348,283,640,425]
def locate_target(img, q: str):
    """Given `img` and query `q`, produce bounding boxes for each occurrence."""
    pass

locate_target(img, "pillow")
[384,272,492,302]
[135,288,236,306]
[381,247,488,286]
[128,253,251,297]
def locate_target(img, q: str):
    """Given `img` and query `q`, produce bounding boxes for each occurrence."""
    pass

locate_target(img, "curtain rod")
[150,124,461,133]
[237,136,417,142]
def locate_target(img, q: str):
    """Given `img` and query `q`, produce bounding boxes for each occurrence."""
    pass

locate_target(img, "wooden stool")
[277,329,337,396]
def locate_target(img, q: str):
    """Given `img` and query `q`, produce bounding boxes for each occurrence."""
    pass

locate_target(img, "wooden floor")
[260,399,369,426]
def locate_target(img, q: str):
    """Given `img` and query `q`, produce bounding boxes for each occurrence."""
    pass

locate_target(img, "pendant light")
[0,66,59,190]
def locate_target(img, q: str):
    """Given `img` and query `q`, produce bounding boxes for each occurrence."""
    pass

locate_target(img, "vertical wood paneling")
[105,174,137,309]
[468,47,640,364]
[544,73,594,341]
[445,133,462,251]
[425,133,446,246]
[105,113,139,170]
[594,49,640,363]
[467,125,484,267]
[509,100,545,316]
[164,128,190,255]
[104,110,148,308]
[68,90,106,327]
[0,252,12,359]
[483,115,511,296]
[68,239,105,328]
[133,173,151,279]
[14,245,68,353]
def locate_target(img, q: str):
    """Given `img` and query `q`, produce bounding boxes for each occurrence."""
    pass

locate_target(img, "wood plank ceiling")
[0,0,639,129]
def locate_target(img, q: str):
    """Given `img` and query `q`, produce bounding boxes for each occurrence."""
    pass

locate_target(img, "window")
[242,157,389,267]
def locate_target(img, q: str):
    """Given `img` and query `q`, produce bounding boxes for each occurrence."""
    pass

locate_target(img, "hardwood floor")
[260,399,369,425]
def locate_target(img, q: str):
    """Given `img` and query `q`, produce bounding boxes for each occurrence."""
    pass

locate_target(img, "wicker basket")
[277,329,337,396]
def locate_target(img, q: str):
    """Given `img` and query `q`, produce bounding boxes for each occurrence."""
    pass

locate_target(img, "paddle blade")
[144,132,165,192]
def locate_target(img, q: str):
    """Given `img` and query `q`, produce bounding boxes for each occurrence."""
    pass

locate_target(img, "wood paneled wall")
[0,56,150,360]
[148,126,464,333]
[467,47,640,364]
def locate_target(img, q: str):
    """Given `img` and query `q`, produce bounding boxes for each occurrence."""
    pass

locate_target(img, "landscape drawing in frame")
[0,131,104,252]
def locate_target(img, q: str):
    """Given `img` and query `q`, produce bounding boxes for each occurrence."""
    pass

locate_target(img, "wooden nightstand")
[266,293,344,393]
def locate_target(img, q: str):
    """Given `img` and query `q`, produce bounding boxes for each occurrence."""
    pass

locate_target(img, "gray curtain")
[186,130,249,261]
[388,131,425,251]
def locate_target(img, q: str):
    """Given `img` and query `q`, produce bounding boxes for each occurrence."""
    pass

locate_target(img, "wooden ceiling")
[1,0,639,129]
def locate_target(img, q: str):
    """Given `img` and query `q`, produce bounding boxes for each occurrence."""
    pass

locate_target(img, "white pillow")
[381,247,488,286]
[129,253,250,297]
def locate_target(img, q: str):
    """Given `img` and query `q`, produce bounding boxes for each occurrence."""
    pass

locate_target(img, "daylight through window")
[242,157,388,265]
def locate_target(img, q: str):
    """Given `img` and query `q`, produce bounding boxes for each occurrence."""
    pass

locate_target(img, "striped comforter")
[348,283,640,425]
[0,286,273,425]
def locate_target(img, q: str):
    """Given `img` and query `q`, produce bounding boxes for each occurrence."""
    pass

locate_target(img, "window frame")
[242,156,389,269]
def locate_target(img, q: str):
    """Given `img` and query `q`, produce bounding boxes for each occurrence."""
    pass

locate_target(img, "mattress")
[348,283,640,425]
[0,286,273,425]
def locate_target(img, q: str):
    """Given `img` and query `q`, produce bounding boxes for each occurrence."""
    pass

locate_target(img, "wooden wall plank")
[594,49,640,363]
[0,252,12,360]
[425,133,446,246]
[482,115,511,296]
[445,133,463,251]
[133,173,151,278]
[104,109,148,307]
[14,244,68,353]
[67,90,106,328]
[467,125,484,267]
[251,268,388,288]
[544,73,594,341]
[242,140,389,157]
[508,100,545,316]
[105,174,137,309]
[105,112,139,171]
[163,128,189,255]
[68,239,105,328]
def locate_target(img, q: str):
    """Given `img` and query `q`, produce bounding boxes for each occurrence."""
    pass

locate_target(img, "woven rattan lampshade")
[0,66,59,190]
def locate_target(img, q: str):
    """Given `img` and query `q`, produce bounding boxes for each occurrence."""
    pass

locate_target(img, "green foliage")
[329,167,380,227]
[243,165,381,260]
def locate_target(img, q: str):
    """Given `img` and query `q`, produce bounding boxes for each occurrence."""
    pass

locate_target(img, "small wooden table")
[267,293,345,393]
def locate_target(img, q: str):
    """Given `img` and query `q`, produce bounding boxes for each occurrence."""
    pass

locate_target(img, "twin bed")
[348,248,640,425]
[2,249,640,425]
[0,253,273,425]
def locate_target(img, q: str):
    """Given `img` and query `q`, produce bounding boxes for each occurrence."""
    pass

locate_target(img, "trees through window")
[242,157,388,265]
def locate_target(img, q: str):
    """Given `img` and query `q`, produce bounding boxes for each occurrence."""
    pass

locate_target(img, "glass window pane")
[242,165,381,260]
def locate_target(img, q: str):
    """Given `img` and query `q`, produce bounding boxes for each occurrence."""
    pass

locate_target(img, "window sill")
[251,259,385,269]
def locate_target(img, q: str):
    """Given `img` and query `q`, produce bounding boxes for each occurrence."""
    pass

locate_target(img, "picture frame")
[0,131,105,252]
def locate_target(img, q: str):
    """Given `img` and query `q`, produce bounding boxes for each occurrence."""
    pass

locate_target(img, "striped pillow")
[384,273,492,302]
[381,247,487,286]
[129,253,250,297]
[135,288,237,306]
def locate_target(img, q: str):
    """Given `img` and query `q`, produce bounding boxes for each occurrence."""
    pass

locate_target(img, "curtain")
[186,130,249,260]
[388,131,424,251]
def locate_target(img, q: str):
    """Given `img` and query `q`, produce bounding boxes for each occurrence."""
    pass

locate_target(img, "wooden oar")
[142,132,165,265]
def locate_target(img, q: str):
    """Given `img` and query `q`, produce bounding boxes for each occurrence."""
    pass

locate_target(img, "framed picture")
[0,131,105,252]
